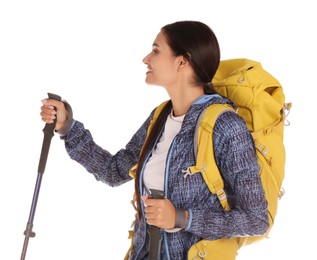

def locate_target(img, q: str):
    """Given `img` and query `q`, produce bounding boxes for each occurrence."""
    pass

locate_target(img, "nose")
[142,53,151,65]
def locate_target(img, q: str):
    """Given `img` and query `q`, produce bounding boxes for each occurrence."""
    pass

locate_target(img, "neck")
[168,86,204,116]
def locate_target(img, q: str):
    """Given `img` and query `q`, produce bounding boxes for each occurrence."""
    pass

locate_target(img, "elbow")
[240,207,270,237]
[251,209,270,236]
[258,217,270,236]
[259,206,270,235]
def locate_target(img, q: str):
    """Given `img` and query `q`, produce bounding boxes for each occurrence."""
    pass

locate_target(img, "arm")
[186,111,269,239]
[41,96,156,187]
[61,117,151,187]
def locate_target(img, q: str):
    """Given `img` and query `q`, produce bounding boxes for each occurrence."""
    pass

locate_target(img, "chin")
[145,77,163,87]
[146,81,160,86]
[145,78,155,85]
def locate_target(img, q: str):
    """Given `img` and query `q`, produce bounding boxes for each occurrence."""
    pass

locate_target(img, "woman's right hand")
[40,98,68,131]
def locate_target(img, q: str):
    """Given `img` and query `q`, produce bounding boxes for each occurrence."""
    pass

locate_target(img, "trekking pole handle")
[42,93,61,136]
[37,93,61,174]
[149,189,164,200]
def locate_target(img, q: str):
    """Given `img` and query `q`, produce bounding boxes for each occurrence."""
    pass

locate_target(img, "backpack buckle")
[216,189,227,201]
[182,167,193,178]
[216,189,231,211]
[182,166,206,178]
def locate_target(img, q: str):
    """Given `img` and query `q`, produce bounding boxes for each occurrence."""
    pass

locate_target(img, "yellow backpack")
[190,58,291,259]
[126,59,291,260]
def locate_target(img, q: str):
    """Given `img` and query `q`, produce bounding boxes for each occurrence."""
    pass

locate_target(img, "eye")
[152,48,159,54]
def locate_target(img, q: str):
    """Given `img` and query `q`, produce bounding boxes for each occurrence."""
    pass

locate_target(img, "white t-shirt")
[143,110,185,193]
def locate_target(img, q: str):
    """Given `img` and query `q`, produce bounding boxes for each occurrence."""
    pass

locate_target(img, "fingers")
[40,102,57,124]
[142,197,157,224]
[40,98,68,130]
[41,98,65,111]
[142,198,176,229]
[144,203,160,225]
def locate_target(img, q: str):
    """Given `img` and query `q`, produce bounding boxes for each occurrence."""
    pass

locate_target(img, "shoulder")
[212,109,253,152]
[216,110,248,134]
[196,95,246,134]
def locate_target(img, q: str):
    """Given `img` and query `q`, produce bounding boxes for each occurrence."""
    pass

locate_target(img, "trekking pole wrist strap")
[56,101,73,136]
[175,208,187,229]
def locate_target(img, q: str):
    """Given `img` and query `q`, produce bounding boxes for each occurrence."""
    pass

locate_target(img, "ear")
[177,55,189,70]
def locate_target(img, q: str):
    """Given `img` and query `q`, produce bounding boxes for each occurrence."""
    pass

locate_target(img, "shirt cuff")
[56,100,73,136]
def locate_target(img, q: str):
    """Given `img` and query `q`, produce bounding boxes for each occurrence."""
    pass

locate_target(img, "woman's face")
[143,31,181,88]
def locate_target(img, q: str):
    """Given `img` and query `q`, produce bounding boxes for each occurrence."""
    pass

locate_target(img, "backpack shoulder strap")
[186,103,235,211]
[129,100,169,179]
[147,100,169,136]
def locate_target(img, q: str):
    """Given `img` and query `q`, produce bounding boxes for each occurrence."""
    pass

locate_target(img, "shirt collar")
[192,94,222,105]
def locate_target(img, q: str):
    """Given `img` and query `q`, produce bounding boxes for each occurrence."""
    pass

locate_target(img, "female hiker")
[40,20,269,259]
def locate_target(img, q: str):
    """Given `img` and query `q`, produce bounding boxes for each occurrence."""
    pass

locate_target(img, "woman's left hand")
[142,196,176,229]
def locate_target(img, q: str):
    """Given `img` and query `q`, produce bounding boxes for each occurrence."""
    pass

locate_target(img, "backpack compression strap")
[186,104,235,211]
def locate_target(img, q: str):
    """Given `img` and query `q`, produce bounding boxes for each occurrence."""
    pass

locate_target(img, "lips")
[146,66,153,74]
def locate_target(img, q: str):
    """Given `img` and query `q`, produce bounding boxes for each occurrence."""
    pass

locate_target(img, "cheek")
[147,59,178,84]
[157,60,176,74]
[161,63,178,79]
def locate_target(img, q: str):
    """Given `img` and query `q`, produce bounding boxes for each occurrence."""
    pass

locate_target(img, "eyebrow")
[152,43,160,47]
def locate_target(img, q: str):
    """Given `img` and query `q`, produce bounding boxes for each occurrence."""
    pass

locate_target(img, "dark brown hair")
[162,20,220,93]
[135,21,221,220]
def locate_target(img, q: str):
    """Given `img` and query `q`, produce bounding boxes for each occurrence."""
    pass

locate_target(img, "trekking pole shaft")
[148,226,163,260]
[21,231,30,260]
[21,132,52,260]
[21,222,34,260]
[21,172,43,260]
[28,173,44,224]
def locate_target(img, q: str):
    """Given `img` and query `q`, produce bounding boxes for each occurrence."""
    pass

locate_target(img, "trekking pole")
[148,189,164,260]
[20,93,61,260]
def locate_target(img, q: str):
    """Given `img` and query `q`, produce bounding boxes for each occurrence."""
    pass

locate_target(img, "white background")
[1,0,316,259]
